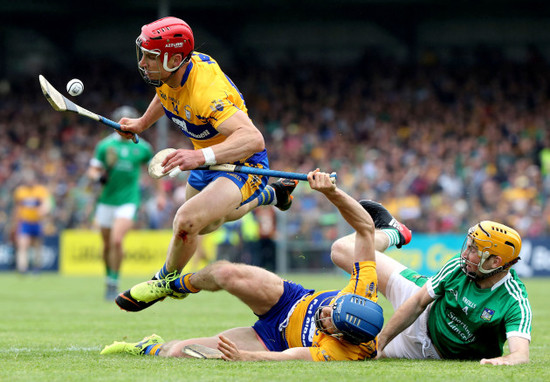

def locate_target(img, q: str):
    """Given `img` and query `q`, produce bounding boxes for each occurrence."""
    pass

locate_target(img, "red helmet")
[136,17,194,85]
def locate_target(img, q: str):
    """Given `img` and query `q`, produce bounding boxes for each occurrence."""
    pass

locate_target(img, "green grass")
[1,273,549,381]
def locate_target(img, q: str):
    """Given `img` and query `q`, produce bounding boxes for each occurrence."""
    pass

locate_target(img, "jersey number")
[196,53,214,64]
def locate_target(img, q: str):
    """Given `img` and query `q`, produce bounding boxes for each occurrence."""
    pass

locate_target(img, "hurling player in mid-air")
[114,16,298,312]
[101,170,388,361]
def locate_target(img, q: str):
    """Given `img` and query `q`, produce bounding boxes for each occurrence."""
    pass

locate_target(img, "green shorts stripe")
[399,268,429,287]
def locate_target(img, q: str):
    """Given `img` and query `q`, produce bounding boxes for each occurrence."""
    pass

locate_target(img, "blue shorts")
[188,149,269,206]
[252,280,314,351]
[18,221,43,237]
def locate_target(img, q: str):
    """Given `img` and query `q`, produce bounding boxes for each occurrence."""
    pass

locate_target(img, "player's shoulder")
[190,52,225,83]
[191,51,219,66]
[502,269,530,300]
[431,254,462,283]
[14,184,26,196]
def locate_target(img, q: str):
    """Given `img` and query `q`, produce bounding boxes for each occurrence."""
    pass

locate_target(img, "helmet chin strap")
[158,52,192,87]
[462,256,520,281]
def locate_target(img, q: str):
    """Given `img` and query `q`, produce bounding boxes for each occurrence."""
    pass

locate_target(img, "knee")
[330,238,353,273]
[172,210,200,236]
[210,260,241,288]
[111,237,124,250]
[330,238,346,262]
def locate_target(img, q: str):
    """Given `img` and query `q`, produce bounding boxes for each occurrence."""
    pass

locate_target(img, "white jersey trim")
[506,331,531,341]
[503,276,532,335]
[90,157,104,169]
[491,272,511,291]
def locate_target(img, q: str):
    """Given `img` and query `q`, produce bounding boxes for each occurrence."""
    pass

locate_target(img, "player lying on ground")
[331,206,532,365]
[101,170,410,361]
[114,16,298,312]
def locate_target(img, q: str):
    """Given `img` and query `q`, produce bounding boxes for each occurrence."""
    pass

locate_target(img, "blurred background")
[1,0,549,276]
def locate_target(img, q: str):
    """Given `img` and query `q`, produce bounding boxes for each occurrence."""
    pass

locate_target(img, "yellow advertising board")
[60,230,172,276]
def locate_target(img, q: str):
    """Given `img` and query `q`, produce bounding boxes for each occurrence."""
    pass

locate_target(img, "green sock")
[107,269,119,282]
[382,228,400,247]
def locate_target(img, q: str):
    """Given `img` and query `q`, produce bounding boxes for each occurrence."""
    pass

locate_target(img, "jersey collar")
[180,60,194,87]
[491,271,511,291]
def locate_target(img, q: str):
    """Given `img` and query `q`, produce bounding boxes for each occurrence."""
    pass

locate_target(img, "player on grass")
[101,170,399,361]
[331,206,532,365]
[87,106,167,300]
[12,168,52,274]
[114,17,297,311]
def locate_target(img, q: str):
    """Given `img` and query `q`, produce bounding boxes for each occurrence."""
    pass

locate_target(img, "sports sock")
[381,228,401,248]
[171,273,200,293]
[143,344,163,356]
[155,264,171,280]
[256,185,276,206]
[107,269,119,282]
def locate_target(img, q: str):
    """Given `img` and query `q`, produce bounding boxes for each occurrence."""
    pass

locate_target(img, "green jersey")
[92,134,154,206]
[426,255,532,360]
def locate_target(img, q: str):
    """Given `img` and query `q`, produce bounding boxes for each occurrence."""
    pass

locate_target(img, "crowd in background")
[1,50,550,251]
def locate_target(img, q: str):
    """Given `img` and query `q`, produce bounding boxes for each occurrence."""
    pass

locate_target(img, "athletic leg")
[100,227,111,272]
[105,262,283,355]
[160,327,267,358]
[110,217,133,273]
[116,179,245,311]
[331,232,390,273]
[164,178,242,272]
[224,178,298,223]
[189,260,284,315]
[16,233,31,273]
[101,327,265,358]
[331,233,405,296]
[29,236,43,271]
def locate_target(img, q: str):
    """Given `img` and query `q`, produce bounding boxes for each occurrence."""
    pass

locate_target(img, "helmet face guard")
[314,294,384,345]
[314,296,341,339]
[460,221,522,281]
[135,17,194,87]
[135,42,164,87]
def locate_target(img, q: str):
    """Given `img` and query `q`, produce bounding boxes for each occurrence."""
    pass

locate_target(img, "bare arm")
[39,190,53,217]
[160,110,265,173]
[217,335,314,361]
[87,165,104,182]
[378,284,434,353]
[307,170,375,263]
[118,94,165,136]
[480,336,530,365]
[210,110,265,163]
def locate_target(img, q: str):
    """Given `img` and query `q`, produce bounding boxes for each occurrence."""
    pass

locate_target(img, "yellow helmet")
[462,221,522,279]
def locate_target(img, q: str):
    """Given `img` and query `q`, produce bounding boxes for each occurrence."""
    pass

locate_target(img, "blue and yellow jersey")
[284,261,379,361]
[156,52,248,151]
[14,184,50,223]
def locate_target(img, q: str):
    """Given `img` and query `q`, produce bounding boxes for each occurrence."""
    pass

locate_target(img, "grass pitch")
[1,273,549,381]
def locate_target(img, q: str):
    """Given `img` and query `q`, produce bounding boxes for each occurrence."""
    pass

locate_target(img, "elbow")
[357,216,375,240]
[250,130,265,152]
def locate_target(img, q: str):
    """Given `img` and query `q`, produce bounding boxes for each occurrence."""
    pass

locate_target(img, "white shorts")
[382,270,441,359]
[94,203,137,228]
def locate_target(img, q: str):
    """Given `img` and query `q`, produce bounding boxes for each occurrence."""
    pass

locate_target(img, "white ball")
[66,78,84,96]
